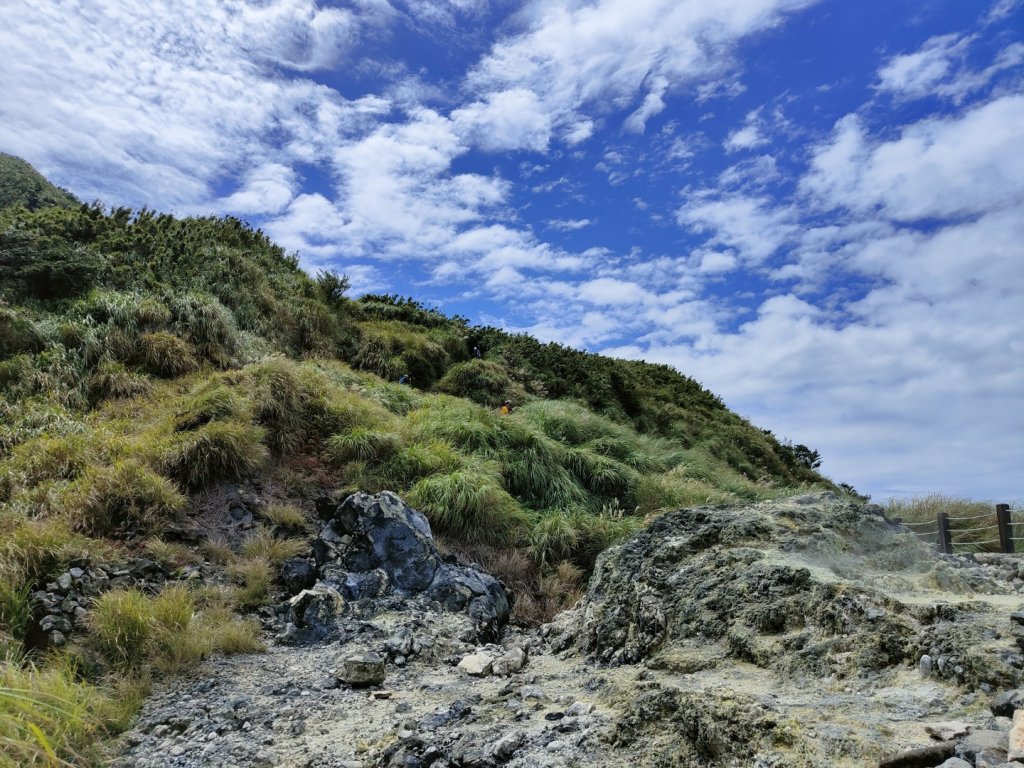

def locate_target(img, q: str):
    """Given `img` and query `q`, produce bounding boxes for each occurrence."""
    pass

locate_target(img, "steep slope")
[0,157,837,764]
[0,154,79,211]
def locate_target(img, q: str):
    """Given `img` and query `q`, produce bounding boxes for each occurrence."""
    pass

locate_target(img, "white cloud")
[724,107,769,151]
[212,163,299,216]
[452,88,552,152]
[466,0,816,146]
[0,0,392,208]
[678,193,797,263]
[546,218,593,231]
[578,277,650,305]
[802,95,1024,221]
[876,34,970,99]
[876,33,1023,103]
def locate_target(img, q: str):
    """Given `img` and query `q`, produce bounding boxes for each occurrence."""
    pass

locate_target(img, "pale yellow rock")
[1008,709,1024,761]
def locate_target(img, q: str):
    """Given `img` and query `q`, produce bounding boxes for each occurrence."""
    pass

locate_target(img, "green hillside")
[0,157,835,764]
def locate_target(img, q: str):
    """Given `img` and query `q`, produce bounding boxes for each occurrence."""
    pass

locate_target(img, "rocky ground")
[109,492,1024,767]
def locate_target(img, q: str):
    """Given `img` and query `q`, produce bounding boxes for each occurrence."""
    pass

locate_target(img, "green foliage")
[434,358,524,407]
[173,382,244,431]
[239,526,306,565]
[324,428,401,466]
[89,589,154,667]
[88,359,151,403]
[0,154,79,211]
[134,332,198,378]
[161,421,268,490]
[407,468,530,547]
[64,460,186,536]
[352,320,463,387]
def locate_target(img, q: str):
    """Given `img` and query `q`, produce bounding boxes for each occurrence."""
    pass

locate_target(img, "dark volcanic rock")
[280,557,316,594]
[304,491,511,641]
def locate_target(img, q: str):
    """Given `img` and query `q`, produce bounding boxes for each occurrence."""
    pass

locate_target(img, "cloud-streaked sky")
[2,0,1021,502]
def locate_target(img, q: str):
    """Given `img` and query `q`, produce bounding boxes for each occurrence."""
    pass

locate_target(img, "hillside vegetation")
[0,157,833,764]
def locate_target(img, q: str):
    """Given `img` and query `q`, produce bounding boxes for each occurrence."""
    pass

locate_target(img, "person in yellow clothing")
[500,400,512,415]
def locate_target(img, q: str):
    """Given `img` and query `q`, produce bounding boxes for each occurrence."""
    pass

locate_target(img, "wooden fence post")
[937,512,953,554]
[997,504,1013,554]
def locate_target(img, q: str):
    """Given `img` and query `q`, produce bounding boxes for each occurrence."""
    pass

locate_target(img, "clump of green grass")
[886,493,1003,553]
[0,656,125,767]
[199,535,234,565]
[64,460,185,536]
[226,557,274,609]
[143,538,201,569]
[173,383,244,431]
[89,589,154,668]
[161,421,268,490]
[88,359,152,403]
[239,526,307,565]
[258,503,309,532]
[324,428,401,465]
[195,608,265,654]
[169,292,238,367]
[407,468,530,547]
[434,359,524,407]
[134,332,199,377]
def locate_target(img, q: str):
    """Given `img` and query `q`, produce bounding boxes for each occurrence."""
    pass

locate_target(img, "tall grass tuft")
[407,469,530,547]
[324,428,401,466]
[88,359,152,403]
[173,382,244,431]
[64,461,186,536]
[161,421,268,490]
[134,332,199,378]
[89,589,154,668]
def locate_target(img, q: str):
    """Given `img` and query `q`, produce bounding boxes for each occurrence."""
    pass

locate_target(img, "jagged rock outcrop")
[285,491,511,642]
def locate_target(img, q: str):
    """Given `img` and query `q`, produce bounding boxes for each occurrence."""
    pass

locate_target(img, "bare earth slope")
[115,492,1024,767]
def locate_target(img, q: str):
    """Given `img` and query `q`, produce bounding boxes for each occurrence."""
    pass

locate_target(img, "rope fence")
[896,503,1018,555]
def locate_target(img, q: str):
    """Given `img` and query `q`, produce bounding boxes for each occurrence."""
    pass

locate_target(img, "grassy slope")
[0,157,836,763]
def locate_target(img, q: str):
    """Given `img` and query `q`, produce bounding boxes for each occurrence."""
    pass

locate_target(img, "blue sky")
[2,0,1022,502]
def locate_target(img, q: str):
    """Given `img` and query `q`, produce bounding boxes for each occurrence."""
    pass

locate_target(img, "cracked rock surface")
[114,492,1024,767]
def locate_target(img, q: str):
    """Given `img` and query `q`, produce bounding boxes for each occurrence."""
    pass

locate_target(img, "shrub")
[169,293,238,366]
[324,428,401,466]
[434,359,523,407]
[0,309,46,356]
[407,469,530,547]
[161,421,268,490]
[173,383,244,431]
[64,461,185,536]
[259,503,310,532]
[134,332,198,377]
[89,359,152,402]
[239,527,306,565]
[382,441,464,485]
[226,557,274,609]
[89,589,154,667]
[0,514,104,584]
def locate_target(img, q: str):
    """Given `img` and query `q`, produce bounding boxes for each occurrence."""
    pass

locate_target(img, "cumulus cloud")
[802,95,1024,221]
[465,0,816,145]
[876,33,1023,103]
[0,0,391,208]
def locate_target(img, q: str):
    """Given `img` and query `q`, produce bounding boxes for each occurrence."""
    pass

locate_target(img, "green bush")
[435,359,523,407]
[161,421,268,490]
[324,428,401,466]
[173,383,244,431]
[65,461,186,536]
[170,292,238,367]
[134,332,198,377]
[407,468,530,547]
[89,359,151,402]
[89,589,154,667]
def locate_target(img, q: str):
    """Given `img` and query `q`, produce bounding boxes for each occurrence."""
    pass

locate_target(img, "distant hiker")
[473,346,482,359]
[398,375,409,385]
[500,400,512,415]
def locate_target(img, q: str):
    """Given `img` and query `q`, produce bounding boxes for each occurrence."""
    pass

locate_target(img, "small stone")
[566,701,594,716]
[458,652,494,677]
[546,740,565,752]
[926,721,971,741]
[49,631,66,646]
[56,573,73,591]
[920,654,934,677]
[336,652,386,687]
[936,759,972,768]
[493,646,527,676]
